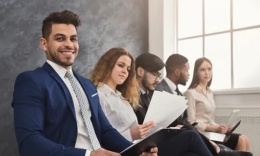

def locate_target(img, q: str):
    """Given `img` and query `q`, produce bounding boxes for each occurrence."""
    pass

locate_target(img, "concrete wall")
[0,0,148,155]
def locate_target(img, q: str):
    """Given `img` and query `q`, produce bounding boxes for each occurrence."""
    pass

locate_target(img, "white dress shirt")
[47,60,94,156]
[164,77,177,94]
[97,84,138,141]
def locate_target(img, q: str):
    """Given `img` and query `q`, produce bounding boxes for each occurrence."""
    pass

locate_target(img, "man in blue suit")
[12,10,157,156]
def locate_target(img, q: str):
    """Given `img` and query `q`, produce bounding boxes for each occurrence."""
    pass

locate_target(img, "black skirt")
[223,133,240,150]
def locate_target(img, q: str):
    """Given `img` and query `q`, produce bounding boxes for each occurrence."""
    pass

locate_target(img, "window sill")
[212,88,260,95]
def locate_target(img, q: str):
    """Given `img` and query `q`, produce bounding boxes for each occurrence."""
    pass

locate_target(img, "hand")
[130,121,156,140]
[216,125,228,134]
[140,147,158,156]
[176,125,183,128]
[90,148,120,156]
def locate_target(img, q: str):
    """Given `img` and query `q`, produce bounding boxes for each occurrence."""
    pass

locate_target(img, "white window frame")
[148,0,260,94]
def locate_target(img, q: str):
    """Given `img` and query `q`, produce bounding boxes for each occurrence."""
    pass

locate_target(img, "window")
[177,0,260,90]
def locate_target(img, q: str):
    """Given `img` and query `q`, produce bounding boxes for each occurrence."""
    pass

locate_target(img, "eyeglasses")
[143,69,162,79]
[151,72,162,79]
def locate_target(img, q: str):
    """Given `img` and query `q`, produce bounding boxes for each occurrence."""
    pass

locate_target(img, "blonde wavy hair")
[90,47,140,109]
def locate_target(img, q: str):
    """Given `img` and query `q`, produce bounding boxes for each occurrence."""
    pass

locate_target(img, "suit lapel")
[43,62,76,119]
[161,79,174,94]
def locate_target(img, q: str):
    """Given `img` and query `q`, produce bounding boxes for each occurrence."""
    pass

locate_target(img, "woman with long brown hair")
[184,57,250,152]
[90,47,154,141]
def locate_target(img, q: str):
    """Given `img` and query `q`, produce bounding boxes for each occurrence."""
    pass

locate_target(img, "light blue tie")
[65,71,101,150]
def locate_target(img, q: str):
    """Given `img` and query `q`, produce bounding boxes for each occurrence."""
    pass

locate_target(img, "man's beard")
[47,48,74,67]
[52,54,73,67]
[141,74,157,91]
[178,73,187,86]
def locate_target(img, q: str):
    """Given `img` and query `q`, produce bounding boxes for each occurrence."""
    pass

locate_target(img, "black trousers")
[168,123,218,156]
[182,124,218,156]
[158,130,214,156]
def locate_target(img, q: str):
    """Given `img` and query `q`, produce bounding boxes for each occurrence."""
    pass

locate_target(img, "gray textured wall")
[0,0,148,155]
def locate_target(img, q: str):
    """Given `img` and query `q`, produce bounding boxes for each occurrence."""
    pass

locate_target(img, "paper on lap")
[143,90,187,129]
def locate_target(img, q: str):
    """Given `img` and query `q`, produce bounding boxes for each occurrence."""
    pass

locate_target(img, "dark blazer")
[155,79,188,127]
[155,79,173,94]
[12,62,131,156]
[135,92,151,124]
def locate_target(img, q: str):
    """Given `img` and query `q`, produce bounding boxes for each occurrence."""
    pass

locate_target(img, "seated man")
[12,10,157,156]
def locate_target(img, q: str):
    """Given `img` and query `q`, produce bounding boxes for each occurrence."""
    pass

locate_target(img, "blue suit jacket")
[12,62,132,156]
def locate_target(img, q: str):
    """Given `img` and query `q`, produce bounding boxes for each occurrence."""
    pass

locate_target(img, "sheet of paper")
[143,90,187,128]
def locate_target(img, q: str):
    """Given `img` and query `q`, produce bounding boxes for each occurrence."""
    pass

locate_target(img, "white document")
[201,131,226,142]
[143,90,187,129]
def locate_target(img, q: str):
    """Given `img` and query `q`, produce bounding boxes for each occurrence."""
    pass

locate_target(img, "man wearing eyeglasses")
[134,53,164,124]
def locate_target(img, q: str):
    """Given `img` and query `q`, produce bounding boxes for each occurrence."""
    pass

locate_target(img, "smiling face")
[40,24,79,69]
[109,55,132,86]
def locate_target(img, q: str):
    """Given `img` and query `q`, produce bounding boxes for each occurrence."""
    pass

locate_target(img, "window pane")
[178,0,202,38]
[233,0,260,29]
[205,33,231,90]
[233,28,260,88]
[178,38,203,91]
[205,0,230,34]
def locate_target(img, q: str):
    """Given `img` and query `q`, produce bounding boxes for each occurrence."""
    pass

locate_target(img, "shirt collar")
[195,85,212,93]
[164,77,177,93]
[47,60,73,79]
[98,83,122,97]
[139,87,152,96]
[139,87,146,94]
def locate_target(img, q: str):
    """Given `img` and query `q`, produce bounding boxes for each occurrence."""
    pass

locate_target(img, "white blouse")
[97,84,138,141]
[184,85,218,132]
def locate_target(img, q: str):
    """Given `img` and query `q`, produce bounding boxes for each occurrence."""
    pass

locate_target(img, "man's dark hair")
[165,54,188,75]
[42,10,82,39]
[135,53,164,73]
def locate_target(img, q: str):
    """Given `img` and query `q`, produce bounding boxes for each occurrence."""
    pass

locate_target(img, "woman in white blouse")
[90,48,155,141]
[89,47,216,156]
[184,57,250,152]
